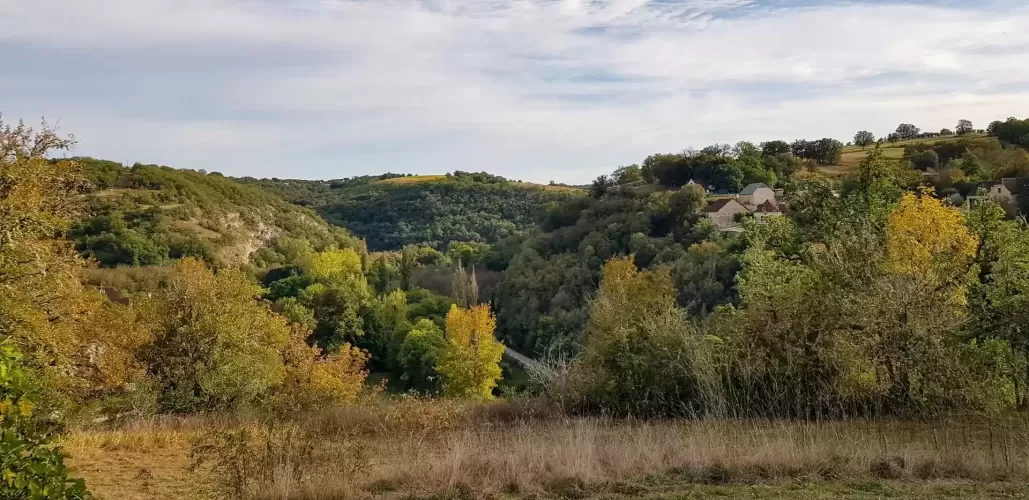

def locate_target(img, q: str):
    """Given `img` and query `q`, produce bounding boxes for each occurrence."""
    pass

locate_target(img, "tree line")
[540,150,1029,418]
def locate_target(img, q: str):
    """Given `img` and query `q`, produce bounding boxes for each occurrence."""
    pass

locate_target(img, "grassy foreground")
[61,400,1029,499]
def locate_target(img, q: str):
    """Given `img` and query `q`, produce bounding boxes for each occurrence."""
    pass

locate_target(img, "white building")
[738,183,776,208]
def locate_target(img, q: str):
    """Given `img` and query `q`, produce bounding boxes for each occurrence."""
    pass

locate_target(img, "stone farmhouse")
[969,178,1029,204]
[701,182,782,229]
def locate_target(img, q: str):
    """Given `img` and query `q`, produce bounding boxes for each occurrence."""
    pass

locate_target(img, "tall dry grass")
[62,399,1029,500]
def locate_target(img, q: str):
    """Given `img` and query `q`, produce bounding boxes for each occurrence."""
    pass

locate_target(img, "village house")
[738,183,776,208]
[700,182,783,229]
[702,198,749,228]
[968,178,1029,205]
[752,200,782,222]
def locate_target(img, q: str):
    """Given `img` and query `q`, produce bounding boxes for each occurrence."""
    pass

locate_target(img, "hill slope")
[243,172,583,251]
[70,158,359,268]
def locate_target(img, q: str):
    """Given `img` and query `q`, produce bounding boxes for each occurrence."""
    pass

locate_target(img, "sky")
[2,0,1028,184]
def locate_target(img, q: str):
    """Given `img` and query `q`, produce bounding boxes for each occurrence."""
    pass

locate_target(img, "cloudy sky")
[2,0,1027,183]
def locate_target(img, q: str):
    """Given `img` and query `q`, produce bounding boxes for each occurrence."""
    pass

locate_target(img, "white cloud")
[1,0,1028,183]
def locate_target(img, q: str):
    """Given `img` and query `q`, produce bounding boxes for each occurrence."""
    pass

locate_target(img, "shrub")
[0,345,90,499]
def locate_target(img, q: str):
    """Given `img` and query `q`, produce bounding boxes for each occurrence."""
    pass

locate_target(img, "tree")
[296,249,372,350]
[854,131,876,149]
[450,260,478,308]
[590,175,613,198]
[956,119,974,136]
[139,258,296,411]
[670,184,708,219]
[988,120,1003,137]
[885,190,977,300]
[958,152,983,177]
[761,140,791,157]
[398,319,446,393]
[1,117,151,416]
[612,165,642,185]
[734,141,761,158]
[909,150,940,171]
[436,305,504,400]
[791,138,842,164]
[967,200,1029,392]
[895,123,920,140]
[576,256,717,416]
[940,128,953,136]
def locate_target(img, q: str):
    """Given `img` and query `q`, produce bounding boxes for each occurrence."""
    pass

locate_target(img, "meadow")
[63,398,1029,500]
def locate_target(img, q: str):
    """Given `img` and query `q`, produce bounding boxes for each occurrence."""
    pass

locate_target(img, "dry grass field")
[809,134,988,178]
[376,175,449,185]
[61,399,1029,499]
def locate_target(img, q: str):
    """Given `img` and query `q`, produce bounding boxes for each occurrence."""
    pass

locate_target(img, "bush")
[0,345,90,499]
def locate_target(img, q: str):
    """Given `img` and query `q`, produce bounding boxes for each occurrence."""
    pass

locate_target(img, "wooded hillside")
[70,158,360,268]
[243,172,582,251]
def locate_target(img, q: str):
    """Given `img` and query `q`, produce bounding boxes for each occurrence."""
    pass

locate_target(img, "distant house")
[687,179,714,194]
[702,198,749,228]
[738,183,775,208]
[969,178,1029,204]
[752,200,782,222]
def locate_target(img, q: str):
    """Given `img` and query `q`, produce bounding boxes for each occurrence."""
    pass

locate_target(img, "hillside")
[70,158,360,268]
[243,172,583,251]
[808,134,1026,180]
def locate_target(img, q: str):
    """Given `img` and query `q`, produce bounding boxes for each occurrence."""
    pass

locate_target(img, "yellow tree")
[436,304,504,400]
[886,190,977,304]
[304,248,363,282]
[299,248,371,349]
[1,117,150,414]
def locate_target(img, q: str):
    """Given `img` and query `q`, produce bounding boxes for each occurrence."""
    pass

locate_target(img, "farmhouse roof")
[702,198,744,213]
[1001,177,1029,194]
[753,200,781,213]
[740,183,770,195]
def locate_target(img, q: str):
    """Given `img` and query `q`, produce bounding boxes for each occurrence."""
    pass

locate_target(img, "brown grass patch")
[64,404,1029,499]
[376,175,448,185]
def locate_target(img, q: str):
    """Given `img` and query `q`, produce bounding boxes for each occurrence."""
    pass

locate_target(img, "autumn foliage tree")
[574,257,718,416]
[0,117,97,495]
[0,117,152,416]
[436,304,504,400]
[140,258,367,412]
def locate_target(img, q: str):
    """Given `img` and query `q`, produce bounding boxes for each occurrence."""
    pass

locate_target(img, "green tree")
[958,151,983,177]
[670,184,708,220]
[139,258,294,411]
[298,249,371,350]
[398,319,446,393]
[896,123,920,140]
[1,118,151,417]
[761,140,791,157]
[612,165,642,185]
[909,150,940,171]
[854,131,876,149]
[576,257,718,416]
[956,119,974,136]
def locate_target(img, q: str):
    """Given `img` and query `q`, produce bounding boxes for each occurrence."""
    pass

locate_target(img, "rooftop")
[740,183,771,195]
[702,198,744,213]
